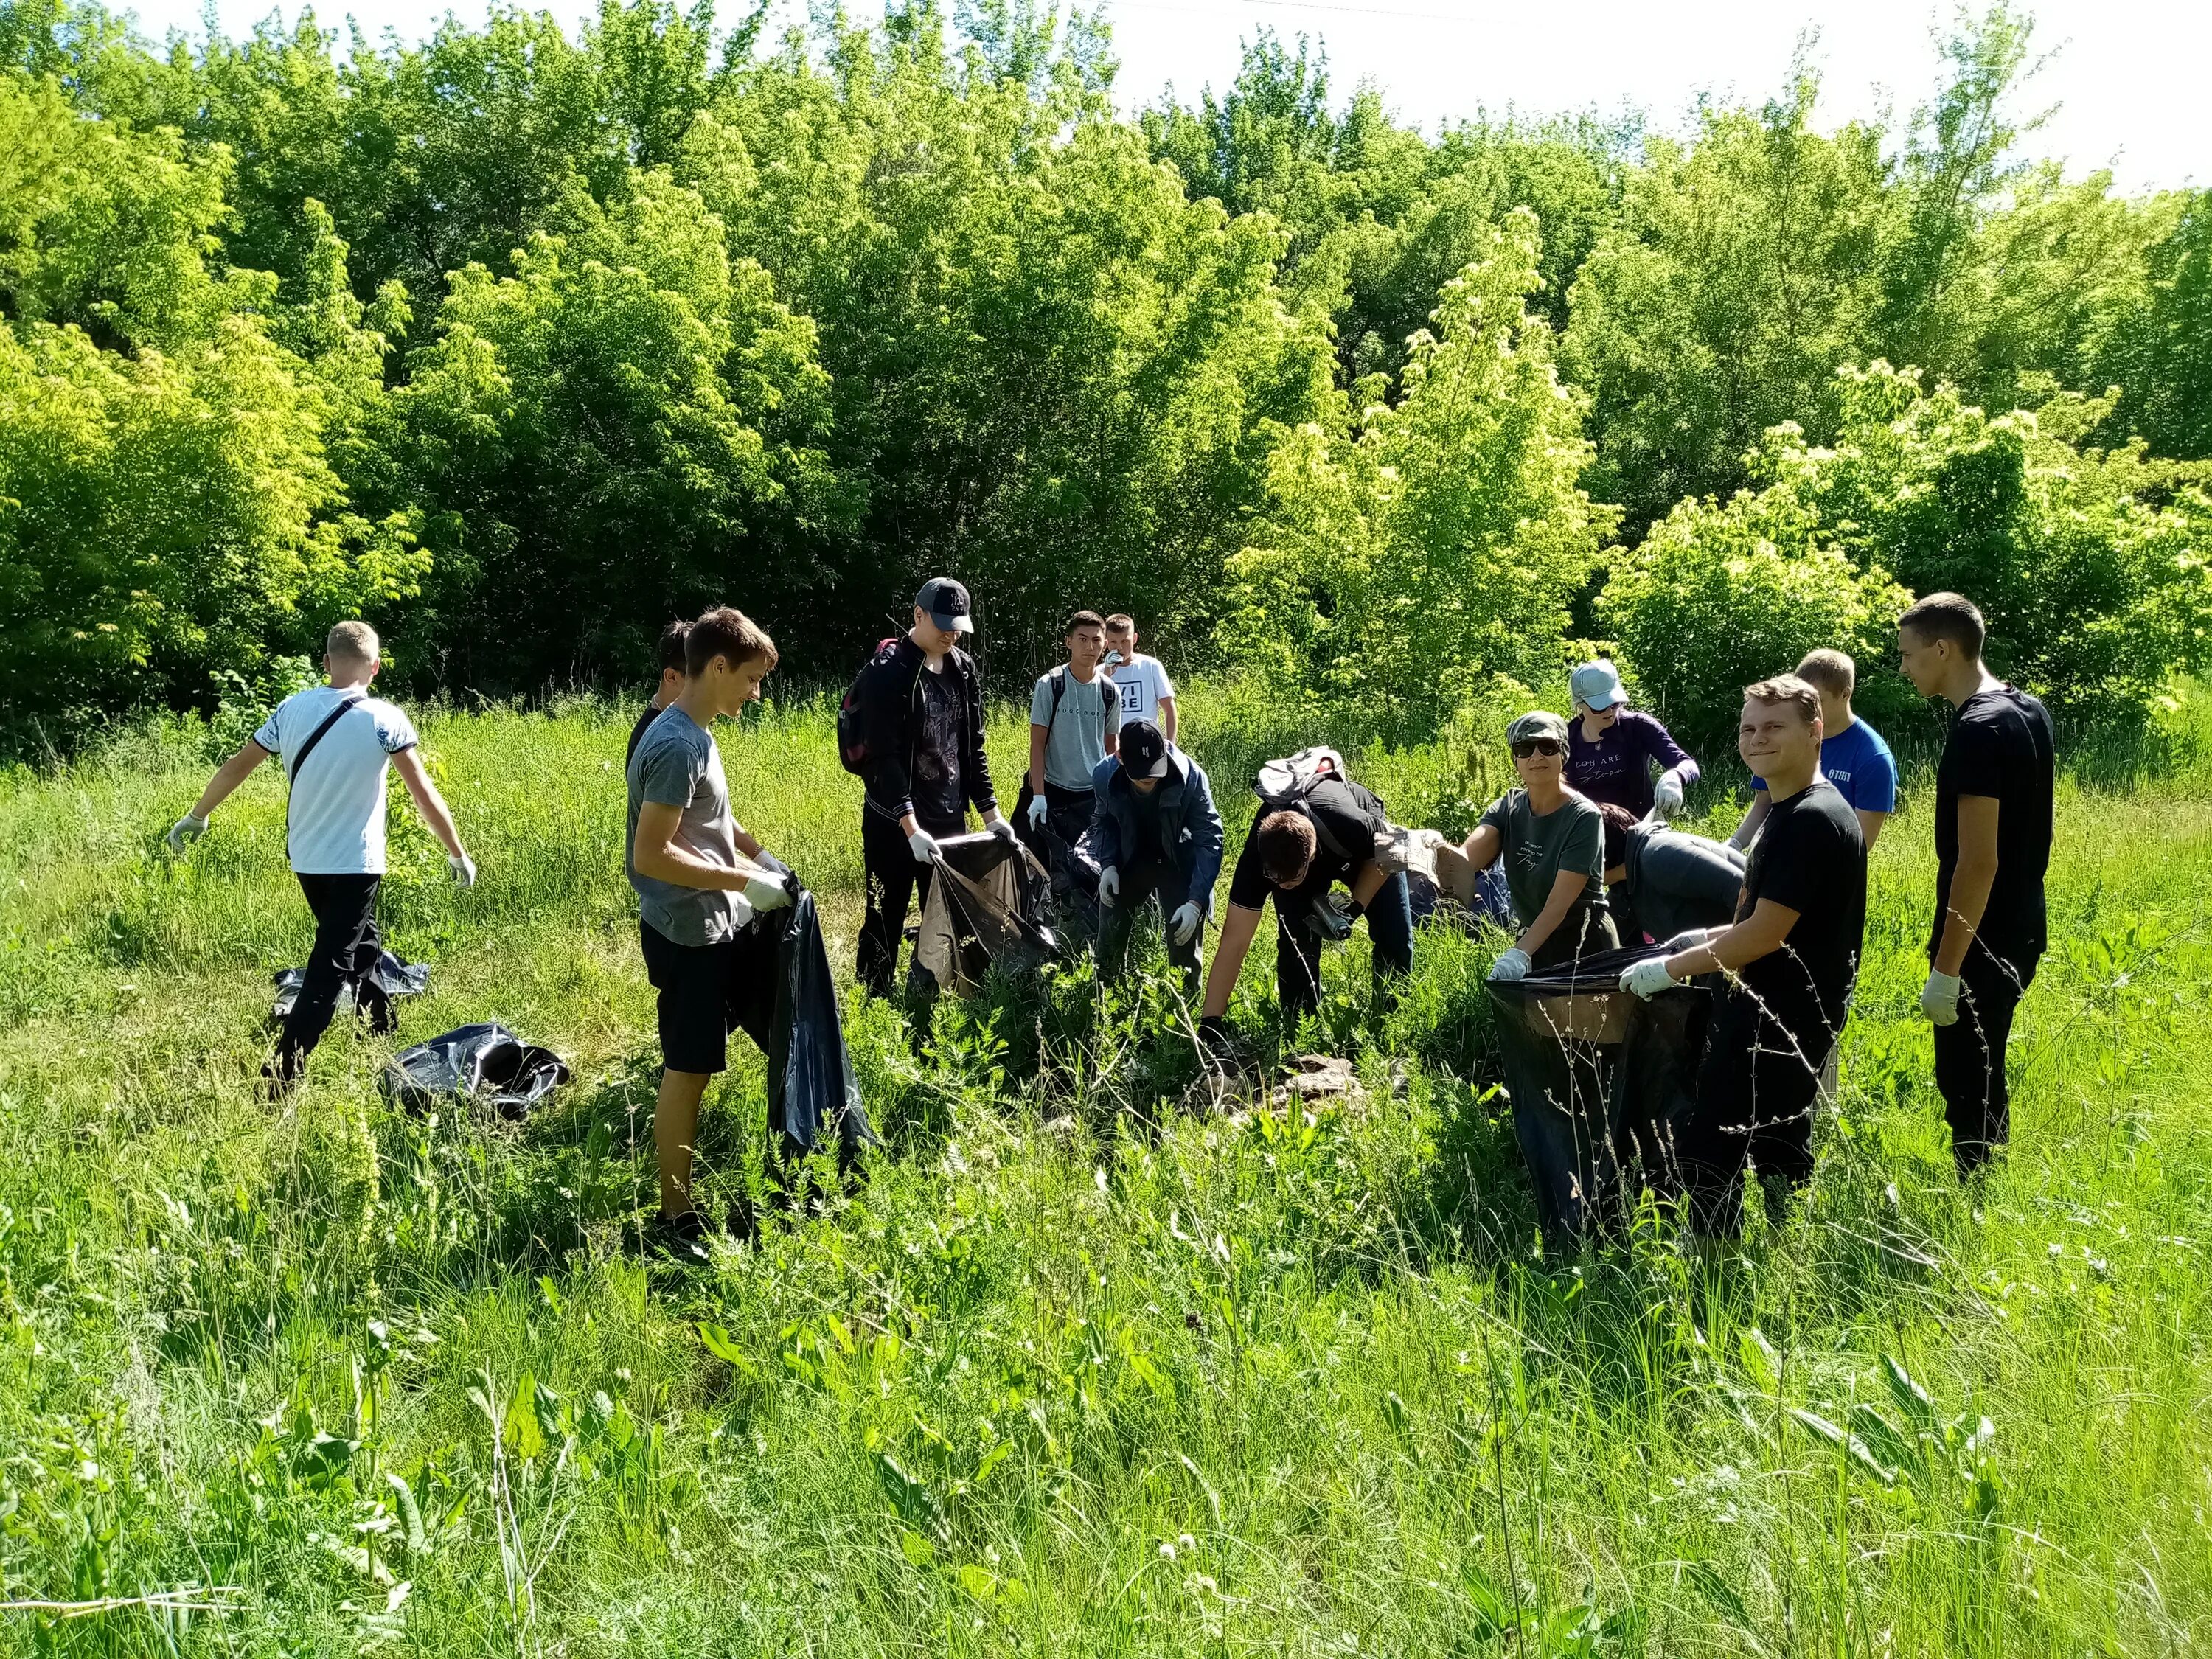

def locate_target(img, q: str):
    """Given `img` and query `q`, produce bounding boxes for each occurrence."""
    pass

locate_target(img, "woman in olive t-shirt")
[1459,710,1617,978]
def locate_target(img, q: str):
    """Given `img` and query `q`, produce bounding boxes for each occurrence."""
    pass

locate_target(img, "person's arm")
[1515,869,1588,961]
[1186,765,1225,901]
[962,658,999,821]
[1662,897,1800,978]
[1933,796,2000,974]
[1643,714,1700,794]
[632,800,771,891]
[187,741,274,821]
[862,659,919,830]
[1102,686,1118,759]
[1347,860,1388,908]
[1728,792,1773,851]
[1158,694,1178,747]
[1855,810,1888,850]
[1201,903,1263,1018]
[1459,821,1505,872]
[391,748,467,860]
[1026,721,1049,799]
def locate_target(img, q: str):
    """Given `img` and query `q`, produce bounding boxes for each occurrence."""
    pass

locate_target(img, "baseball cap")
[1118,718,1170,779]
[1506,709,1570,748]
[1569,660,1627,711]
[916,577,973,635]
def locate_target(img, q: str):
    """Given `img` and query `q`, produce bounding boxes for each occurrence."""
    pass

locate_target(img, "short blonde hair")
[1794,648,1854,700]
[327,620,380,667]
[1743,674,1821,726]
[1105,614,1135,634]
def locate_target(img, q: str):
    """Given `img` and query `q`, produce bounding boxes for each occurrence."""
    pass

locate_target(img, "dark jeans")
[1276,872,1415,1020]
[1097,858,1201,987]
[1934,947,2039,1177]
[271,872,389,1080]
[857,807,961,998]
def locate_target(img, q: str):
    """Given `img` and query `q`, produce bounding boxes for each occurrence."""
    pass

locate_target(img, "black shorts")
[639,918,779,1075]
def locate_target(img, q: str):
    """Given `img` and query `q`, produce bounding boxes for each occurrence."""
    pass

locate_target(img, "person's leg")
[858,809,922,998]
[271,874,381,1082]
[1674,999,1758,1234]
[1154,861,1201,988]
[1096,863,1151,981]
[1936,951,2033,1178]
[653,1068,713,1217]
[1275,897,1324,1025]
[1365,870,1414,1010]
[352,894,396,1035]
[639,923,732,1219]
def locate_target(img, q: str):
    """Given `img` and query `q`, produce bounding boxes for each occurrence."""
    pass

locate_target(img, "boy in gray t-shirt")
[1020,609,1119,866]
[624,607,799,1264]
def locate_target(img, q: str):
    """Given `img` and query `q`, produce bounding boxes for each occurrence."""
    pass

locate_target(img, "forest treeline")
[1,0,2208,745]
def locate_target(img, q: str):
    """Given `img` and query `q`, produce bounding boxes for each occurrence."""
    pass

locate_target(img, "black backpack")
[836,638,914,777]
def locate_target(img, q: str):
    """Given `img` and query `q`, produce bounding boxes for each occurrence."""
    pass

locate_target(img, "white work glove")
[743,870,793,913]
[1098,865,1121,905]
[166,814,206,855]
[752,849,790,877]
[448,852,477,888]
[1620,956,1677,999]
[908,827,939,864]
[1169,902,1204,946]
[1654,773,1686,816]
[1921,969,1963,1027]
[1025,793,1050,830]
[1488,947,1531,983]
[984,813,1018,844]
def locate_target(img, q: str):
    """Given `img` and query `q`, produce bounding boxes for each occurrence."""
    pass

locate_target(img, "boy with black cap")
[852,577,1017,997]
[1080,718,1223,987]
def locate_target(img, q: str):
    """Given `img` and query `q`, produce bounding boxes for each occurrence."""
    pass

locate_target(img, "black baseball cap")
[1119,718,1170,779]
[916,577,973,635]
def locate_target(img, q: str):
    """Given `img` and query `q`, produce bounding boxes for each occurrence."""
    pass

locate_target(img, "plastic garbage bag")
[911,832,1060,1001]
[271,949,428,1023]
[769,891,877,1158]
[383,1023,571,1121]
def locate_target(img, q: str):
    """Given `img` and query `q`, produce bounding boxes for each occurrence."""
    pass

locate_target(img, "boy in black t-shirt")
[1621,676,1866,1230]
[1899,592,2057,1176]
[1198,763,1413,1042]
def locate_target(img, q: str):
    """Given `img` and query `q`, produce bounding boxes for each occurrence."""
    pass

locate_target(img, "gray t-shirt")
[1478,788,1607,929]
[1030,668,1116,791]
[626,707,745,945]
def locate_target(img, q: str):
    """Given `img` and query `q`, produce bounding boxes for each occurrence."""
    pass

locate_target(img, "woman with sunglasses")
[1565,660,1700,819]
[1460,711,1618,981]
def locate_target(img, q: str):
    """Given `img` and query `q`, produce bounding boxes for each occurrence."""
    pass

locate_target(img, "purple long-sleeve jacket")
[1565,709,1699,816]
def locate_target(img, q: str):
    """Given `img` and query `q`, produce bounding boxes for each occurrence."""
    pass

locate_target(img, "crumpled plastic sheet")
[383,1022,571,1121]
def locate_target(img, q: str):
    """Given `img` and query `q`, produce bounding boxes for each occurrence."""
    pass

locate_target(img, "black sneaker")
[643,1210,713,1266]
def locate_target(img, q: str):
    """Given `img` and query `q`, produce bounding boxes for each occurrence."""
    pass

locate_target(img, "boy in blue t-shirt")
[1730,649,1896,852]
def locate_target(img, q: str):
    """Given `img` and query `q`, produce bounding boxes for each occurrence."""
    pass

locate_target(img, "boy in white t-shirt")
[1103,614,1177,746]
[168,621,475,1088]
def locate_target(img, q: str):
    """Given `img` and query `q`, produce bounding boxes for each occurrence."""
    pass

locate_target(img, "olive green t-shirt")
[1478,788,1607,930]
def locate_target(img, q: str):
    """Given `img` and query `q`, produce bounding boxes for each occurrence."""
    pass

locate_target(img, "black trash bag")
[271,949,428,1023]
[383,1023,571,1121]
[909,832,1061,1001]
[768,891,878,1159]
[1486,942,1711,1244]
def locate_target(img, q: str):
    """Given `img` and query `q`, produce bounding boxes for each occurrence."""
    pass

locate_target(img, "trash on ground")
[270,949,428,1022]
[384,1023,571,1121]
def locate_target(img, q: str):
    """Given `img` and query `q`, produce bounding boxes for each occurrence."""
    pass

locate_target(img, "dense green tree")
[2094,190,2212,460]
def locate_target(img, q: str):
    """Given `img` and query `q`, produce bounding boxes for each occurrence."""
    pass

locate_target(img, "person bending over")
[627,606,803,1264]
[1599,804,1746,946]
[627,618,693,767]
[1731,647,1896,852]
[1565,659,1700,818]
[1897,592,2054,1177]
[1461,712,1616,980]
[1198,762,1412,1044]
[169,621,474,1091]
[1620,676,1866,1231]
[1080,719,1223,990]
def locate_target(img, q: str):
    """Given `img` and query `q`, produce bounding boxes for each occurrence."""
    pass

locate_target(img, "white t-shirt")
[254,685,420,874]
[1107,653,1175,729]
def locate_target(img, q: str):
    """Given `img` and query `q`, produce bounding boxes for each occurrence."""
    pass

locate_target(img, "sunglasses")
[1511,737,1564,759]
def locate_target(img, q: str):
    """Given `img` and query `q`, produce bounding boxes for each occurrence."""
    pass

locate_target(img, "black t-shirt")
[910,663,967,828]
[1227,779,1388,911]
[1733,776,1866,1052]
[627,700,664,768]
[1934,684,2056,969]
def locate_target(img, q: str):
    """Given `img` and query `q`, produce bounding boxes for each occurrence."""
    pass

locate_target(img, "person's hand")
[744,870,794,913]
[1025,793,1050,831]
[1620,956,1677,999]
[448,852,477,888]
[1921,969,1963,1027]
[166,814,206,855]
[1654,773,1686,815]
[752,849,790,877]
[984,813,1018,844]
[1170,902,1203,945]
[908,827,939,863]
[1098,865,1121,905]
[1488,947,1531,982]
[1197,1015,1232,1055]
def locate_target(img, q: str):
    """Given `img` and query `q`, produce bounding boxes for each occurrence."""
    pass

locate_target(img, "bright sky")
[123,0,2208,194]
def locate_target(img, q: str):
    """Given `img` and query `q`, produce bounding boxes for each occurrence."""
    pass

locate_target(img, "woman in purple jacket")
[1564,660,1700,818]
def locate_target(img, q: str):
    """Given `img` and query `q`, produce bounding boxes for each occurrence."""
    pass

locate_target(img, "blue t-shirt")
[1753,717,1896,814]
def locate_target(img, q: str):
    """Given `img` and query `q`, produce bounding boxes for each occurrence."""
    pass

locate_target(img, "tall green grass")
[1,684,2208,1655]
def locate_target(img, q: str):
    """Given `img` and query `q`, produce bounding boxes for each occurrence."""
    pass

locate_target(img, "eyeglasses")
[1511,737,1563,759]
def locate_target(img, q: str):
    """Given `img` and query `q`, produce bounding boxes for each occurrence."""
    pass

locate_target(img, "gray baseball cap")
[1570,659,1627,711]
[916,577,974,635]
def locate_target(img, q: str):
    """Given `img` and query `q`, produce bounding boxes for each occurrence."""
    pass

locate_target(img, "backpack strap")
[288,695,366,782]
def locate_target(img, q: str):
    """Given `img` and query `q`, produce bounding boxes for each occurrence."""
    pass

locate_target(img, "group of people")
[167,576,2054,1257]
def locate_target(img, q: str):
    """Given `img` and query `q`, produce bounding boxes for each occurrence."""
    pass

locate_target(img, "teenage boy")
[167,622,476,1088]
[1621,676,1866,1229]
[853,578,1017,997]
[1022,610,1119,860]
[1102,614,1178,746]
[1897,591,2056,1177]
[627,619,692,766]
[627,605,799,1262]
[1730,648,1897,852]
[1199,764,1413,1041]
[1080,718,1223,987]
